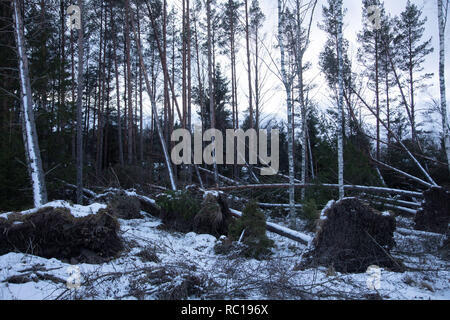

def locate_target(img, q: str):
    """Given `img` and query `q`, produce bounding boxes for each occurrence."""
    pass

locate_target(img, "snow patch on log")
[0,201,106,220]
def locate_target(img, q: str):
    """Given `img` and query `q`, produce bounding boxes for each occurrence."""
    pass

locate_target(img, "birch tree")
[12,0,48,207]
[278,0,296,223]
[336,0,345,199]
[438,0,450,173]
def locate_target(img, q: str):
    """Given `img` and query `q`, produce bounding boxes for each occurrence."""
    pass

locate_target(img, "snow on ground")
[0,203,448,300]
[0,201,106,219]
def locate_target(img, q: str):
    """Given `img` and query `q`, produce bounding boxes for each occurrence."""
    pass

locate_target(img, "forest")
[0,0,449,301]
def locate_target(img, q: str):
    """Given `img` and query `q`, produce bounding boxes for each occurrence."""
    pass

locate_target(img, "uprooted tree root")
[0,207,123,263]
[193,193,233,237]
[106,192,143,220]
[158,189,232,237]
[415,187,450,235]
[299,198,402,273]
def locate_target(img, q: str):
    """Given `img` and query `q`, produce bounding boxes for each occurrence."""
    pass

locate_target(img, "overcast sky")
[229,0,450,130]
[156,0,448,134]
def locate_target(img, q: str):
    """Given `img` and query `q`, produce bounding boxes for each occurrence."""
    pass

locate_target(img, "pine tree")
[357,0,385,160]
[319,0,347,198]
[394,0,434,144]
[249,0,265,131]
[76,0,85,204]
[206,0,219,186]
[220,0,242,132]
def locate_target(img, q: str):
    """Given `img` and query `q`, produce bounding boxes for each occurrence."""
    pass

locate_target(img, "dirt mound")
[299,198,400,273]
[106,191,142,220]
[158,190,232,237]
[0,207,123,263]
[415,188,450,235]
[193,193,233,237]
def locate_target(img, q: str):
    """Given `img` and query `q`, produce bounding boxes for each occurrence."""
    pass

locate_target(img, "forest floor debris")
[0,199,448,300]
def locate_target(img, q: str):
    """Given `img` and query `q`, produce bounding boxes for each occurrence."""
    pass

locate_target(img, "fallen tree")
[212,184,424,198]
[258,203,303,209]
[93,189,161,217]
[229,208,312,245]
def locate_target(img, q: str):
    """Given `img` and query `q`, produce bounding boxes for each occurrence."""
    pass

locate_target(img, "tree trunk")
[125,0,133,165]
[336,0,345,199]
[277,0,296,223]
[207,0,219,186]
[438,0,450,173]
[244,0,254,129]
[76,0,84,204]
[111,7,124,167]
[130,3,177,191]
[137,6,144,164]
[12,0,48,207]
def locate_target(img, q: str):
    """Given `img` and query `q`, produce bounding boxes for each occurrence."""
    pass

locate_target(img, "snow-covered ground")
[0,202,448,300]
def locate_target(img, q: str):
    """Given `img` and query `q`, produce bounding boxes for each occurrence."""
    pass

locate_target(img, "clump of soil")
[106,191,142,220]
[0,207,123,263]
[299,198,400,273]
[157,190,232,237]
[228,201,274,259]
[194,193,233,237]
[415,188,450,235]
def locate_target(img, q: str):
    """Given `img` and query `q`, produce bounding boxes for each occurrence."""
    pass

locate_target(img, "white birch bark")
[438,0,450,173]
[12,0,48,207]
[336,0,345,199]
[278,0,296,224]
[295,0,307,201]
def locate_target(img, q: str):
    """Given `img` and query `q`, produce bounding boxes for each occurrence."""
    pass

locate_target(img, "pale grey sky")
[231,0,449,132]
[152,0,448,136]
